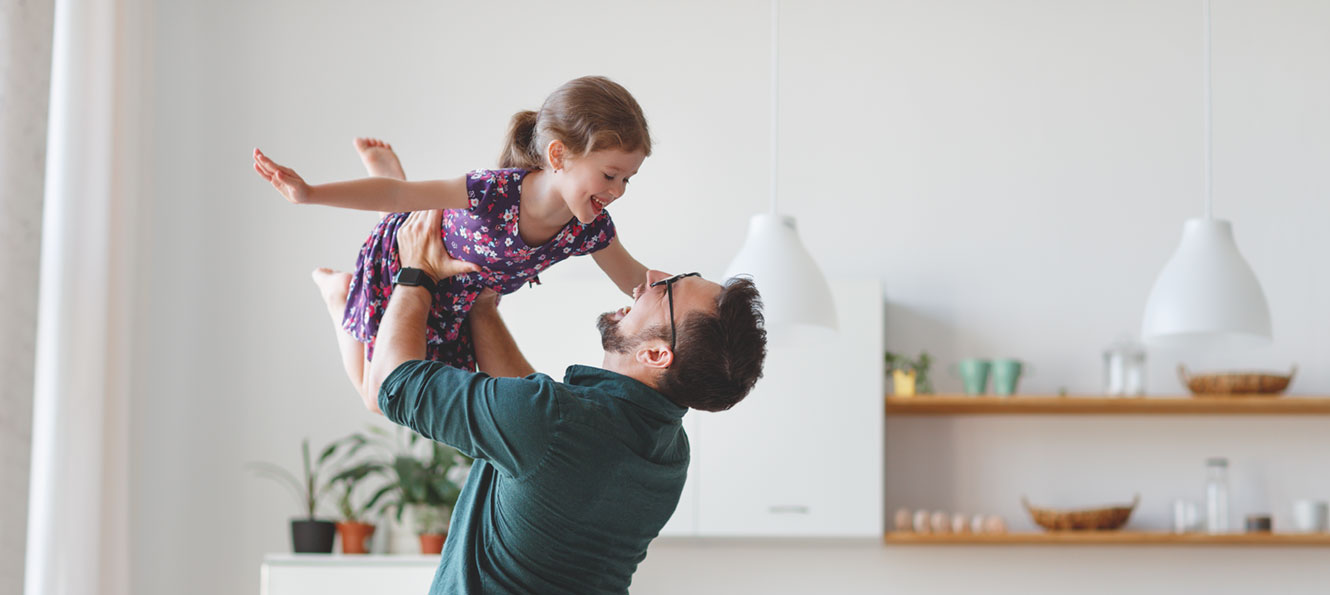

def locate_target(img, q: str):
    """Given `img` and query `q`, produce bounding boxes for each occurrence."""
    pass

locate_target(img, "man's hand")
[253,148,311,204]
[397,209,482,281]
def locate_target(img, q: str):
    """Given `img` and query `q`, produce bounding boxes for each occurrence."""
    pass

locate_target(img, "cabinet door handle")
[768,505,810,515]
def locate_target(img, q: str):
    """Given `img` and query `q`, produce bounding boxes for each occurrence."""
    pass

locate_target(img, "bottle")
[1205,457,1229,533]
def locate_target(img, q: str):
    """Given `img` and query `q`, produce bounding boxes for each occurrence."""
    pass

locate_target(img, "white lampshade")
[724,213,837,330]
[1141,218,1271,342]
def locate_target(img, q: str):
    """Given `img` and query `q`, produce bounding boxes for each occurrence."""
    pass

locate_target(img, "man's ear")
[635,341,673,371]
[545,139,567,171]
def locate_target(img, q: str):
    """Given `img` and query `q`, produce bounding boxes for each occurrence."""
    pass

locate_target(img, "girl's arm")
[592,238,649,297]
[253,148,470,212]
[469,290,537,378]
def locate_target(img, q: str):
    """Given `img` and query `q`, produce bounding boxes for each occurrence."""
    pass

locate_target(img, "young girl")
[253,76,652,402]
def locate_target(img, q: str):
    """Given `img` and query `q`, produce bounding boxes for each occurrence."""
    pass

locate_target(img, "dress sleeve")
[378,360,559,479]
[464,169,524,215]
[573,212,618,256]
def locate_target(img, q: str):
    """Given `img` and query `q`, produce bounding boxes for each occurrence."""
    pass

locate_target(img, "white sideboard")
[260,555,438,595]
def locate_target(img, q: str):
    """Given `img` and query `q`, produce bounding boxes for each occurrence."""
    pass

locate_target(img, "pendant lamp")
[1141,0,1271,343]
[724,0,837,330]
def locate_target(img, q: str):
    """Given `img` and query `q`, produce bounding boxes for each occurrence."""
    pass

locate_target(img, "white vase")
[385,506,417,554]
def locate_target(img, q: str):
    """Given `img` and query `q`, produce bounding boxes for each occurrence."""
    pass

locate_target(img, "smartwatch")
[393,267,437,294]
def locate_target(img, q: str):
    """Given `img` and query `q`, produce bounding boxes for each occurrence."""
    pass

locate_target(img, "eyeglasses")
[649,272,701,351]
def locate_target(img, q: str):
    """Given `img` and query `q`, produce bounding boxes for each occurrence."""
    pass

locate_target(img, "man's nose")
[646,269,671,286]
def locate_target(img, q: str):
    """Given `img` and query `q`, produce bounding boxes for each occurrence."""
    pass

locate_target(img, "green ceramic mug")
[990,358,1024,396]
[958,358,991,395]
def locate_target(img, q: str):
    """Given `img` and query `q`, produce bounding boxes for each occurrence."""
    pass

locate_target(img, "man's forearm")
[366,285,432,413]
[470,302,536,378]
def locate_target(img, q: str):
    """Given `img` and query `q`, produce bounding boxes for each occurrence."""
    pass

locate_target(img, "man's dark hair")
[657,277,767,412]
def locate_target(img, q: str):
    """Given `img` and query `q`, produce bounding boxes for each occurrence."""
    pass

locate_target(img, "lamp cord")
[1203,0,1213,220]
[770,0,779,216]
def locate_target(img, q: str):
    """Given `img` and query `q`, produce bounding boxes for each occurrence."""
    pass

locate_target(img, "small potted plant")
[340,426,471,554]
[885,350,933,397]
[393,438,468,554]
[413,503,450,554]
[328,461,393,554]
[249,438,344,553]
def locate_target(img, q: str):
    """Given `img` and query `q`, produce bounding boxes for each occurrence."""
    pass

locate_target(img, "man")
[361,209,767,594]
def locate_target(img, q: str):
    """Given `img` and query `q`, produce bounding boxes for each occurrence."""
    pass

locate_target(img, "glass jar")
[1206,457,1230,534]
[1103,338,1146,396]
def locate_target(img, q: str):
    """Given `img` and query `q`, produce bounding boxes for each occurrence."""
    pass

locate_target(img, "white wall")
[131,1,1330,594]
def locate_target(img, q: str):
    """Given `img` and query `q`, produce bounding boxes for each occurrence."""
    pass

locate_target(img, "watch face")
[396,268,427,287]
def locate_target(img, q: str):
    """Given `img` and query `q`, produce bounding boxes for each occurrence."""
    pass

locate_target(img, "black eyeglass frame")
[648,272,702,351]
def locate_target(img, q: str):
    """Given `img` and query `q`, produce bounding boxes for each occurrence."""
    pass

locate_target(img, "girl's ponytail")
[499,77,651,171]
[499,110,542,169]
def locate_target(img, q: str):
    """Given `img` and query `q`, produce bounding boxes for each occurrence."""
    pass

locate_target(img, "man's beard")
[597,312,635,354]
[597,312,670,355]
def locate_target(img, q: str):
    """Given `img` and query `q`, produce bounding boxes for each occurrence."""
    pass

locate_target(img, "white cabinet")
[260,555,437,595]
[692,279,883,537]
[499,278,884,537]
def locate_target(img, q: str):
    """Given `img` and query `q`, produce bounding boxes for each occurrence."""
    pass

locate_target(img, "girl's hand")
[397,209,483,281]
[252,148,311,204]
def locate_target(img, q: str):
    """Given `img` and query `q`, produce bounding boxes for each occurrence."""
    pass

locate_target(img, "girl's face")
[555,147,647,224]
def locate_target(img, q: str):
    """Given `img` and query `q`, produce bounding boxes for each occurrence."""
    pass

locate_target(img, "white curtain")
[25,0,141,593]
[1,0,55,593]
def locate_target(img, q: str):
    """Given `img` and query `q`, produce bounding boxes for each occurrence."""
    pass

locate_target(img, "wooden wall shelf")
[884,531,1330,546]
[884,395,1330,416]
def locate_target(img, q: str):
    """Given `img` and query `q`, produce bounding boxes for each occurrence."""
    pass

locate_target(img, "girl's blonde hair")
[499,76,652,170]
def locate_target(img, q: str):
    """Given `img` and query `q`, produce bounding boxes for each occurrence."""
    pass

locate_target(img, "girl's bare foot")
[353,137,406,180]
[312,267,353,322]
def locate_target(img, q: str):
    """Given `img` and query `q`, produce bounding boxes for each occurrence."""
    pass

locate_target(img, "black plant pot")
[291,519,336,553]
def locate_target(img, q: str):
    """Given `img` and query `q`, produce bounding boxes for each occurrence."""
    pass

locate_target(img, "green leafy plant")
[338,426,472,533]
[329,460,394,524]
[885,350,934,394]
[412,504,449,535]
[248,437,345,520]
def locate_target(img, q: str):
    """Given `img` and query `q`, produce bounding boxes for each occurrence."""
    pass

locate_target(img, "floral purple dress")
[342,168,616,369]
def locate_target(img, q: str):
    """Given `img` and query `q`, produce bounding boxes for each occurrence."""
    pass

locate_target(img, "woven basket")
[1179,365,1296,396]
[1021,495,1138,531]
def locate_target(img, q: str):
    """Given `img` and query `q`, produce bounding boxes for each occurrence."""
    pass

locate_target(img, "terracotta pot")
[336,521,376,554]
[419,533,446,554]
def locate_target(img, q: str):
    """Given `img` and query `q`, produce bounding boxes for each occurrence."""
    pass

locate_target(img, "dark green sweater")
[380,362,689,594]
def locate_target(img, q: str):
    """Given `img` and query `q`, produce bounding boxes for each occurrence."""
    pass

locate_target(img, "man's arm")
[365,284,432,415]
[469,290,536,378]
[365,209,479,412]
[370,210,557,477]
